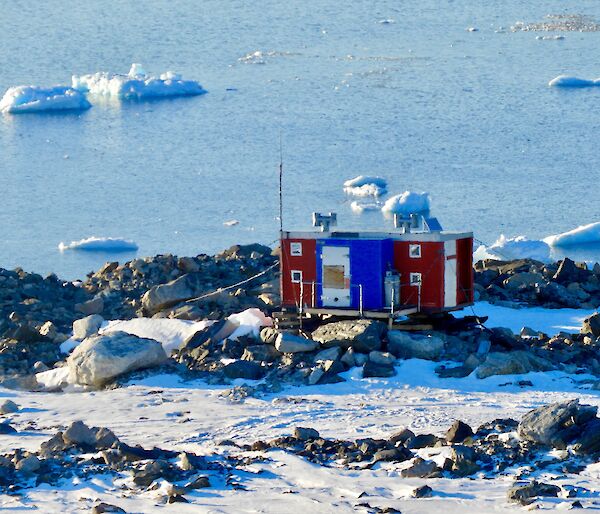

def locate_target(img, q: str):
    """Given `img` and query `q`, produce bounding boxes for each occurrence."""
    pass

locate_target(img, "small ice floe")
[350,200,381,213]
[544,222,600,247]
[474,235,550,262]
[223,219,239,227]
[58,237,138,252]
[549,75,600,88]
[536,34,565,40]
[378,19,395,25]
[71,63,206,100]
[381,191,430,216]
[238,51,266,65]
[0,85,91,114]
[466,27,479,32]
[343,176,388,197]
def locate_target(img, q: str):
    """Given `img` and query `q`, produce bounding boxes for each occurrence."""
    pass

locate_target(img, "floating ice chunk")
[466,27,479,32]
[58,237,138,252]
[223,219,239,227]
[378,19,395,24]
[350,200,381,213]
[549,75,600,88]
[482,235,551,262]
[72,64,206,100]
[544,222,600,247]
[343,176,388,197]
[381,191,430,215]
[536,34,565,40]
[128,63,147,77]
[0,85,91,114]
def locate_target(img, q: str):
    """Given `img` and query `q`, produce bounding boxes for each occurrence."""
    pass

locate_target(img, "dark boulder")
[222,361,266,380]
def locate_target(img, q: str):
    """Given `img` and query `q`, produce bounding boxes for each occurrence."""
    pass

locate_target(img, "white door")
[444,240,457,308]
[321,246,351,307]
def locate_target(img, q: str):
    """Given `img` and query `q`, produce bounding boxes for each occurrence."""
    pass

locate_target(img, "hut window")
[409,244,421,258]
[291,270,303,283]
[290,242,303,256]
[323,265,345,288]
[410,272,422,285]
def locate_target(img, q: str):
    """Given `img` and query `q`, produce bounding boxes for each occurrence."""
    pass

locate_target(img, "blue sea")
[2,1,600,279]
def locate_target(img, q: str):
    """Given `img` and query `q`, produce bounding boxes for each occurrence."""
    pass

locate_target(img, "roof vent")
[312,212,337,232]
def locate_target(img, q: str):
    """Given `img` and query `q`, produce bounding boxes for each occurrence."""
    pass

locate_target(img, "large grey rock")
[223,360,265,380]
[63,421,96,446]
[507,481,560,505]
[294,427,319,441]
[0,400,19,414]
[142,272,206,314]
[275,333,318,353]
[503,272,543,290]
[67,332,168,387]
[311,319,385,352]
[387,331,445,361]
[75,296,104,315]
[362,361,396,378]
[450,445,479,476]
[518,400,597,448]
[573,418,600,454]
[446,420,474,443]
[400,457,439,478]
[475,351,553,379]
[15,455,40,473]
[368,351,395,366]
[241,344,281,363]
[72,314,104,341]
[581,312,600,338]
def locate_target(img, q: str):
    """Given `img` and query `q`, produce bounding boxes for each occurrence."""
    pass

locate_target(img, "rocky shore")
[1,246,600,390]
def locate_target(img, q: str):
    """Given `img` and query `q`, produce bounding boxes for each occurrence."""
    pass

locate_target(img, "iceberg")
[72,63,206,100]
[343,176,388,197]
[381,191,430,215]
[58,237,138,252]
[350,200,381,213]
[544,222,600,247]
[549,75,600,88]
[477,235,551,262]
[0,85,91,114]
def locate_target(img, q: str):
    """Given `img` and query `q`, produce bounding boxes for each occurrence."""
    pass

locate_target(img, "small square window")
[290,242,303,256]
[409,244,421,258]
[291,270,303,283]
[410,272,422,285]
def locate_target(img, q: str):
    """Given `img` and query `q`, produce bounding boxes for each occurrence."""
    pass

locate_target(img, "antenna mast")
[279,132,283,233]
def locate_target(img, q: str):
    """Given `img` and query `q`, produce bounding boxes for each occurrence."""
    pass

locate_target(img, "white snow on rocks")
[544,222,600,247]
[71,63,206,100]
[475,235,551,262]
[58,237,138,252]
[549,75,600,88]
[381,191,430,215]
[0,85,91,114]
[343,176,388,197]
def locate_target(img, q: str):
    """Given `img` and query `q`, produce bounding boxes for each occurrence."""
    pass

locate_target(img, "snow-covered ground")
[2,361,600,512]
[456,301,596,335]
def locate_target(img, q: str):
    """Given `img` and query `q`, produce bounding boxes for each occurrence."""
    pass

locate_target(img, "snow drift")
[72,63,206,100]
[381,191,430,215]
[0,85,91,114]
[544,222,600,247]
[474,235,551,262]
[58,237,138,252]
[549,75,600,88]
[343,176,388,197]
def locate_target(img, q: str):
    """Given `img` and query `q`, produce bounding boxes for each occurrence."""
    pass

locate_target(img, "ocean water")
[2,1,600,280]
